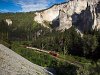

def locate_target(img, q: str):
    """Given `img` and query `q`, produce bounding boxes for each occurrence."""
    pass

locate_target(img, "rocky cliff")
[34,0,100,32]
[0,44,53,75]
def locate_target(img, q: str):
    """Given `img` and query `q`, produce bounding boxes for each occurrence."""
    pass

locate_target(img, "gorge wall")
[34,0,100,32]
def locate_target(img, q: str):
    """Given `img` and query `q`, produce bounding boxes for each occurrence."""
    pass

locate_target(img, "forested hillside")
[0,12,40,42]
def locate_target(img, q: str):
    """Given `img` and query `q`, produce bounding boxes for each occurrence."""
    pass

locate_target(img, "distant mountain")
[34,0,100,32]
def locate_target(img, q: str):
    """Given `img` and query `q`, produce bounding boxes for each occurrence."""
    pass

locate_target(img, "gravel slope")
[0,44,53,75]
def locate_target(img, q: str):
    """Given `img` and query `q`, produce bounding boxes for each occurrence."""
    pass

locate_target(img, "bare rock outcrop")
[34,0,100,32]
[5,19,12,26]
[0,44,53,75]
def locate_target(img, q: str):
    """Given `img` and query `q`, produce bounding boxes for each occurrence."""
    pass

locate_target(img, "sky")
[0,0,69,13]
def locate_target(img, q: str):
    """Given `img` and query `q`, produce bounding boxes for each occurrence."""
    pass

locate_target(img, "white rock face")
[57,10,72,30]
[34,0,100,31]
[0,44,53,75]
[5,19,12,26]
[34,3,68,24]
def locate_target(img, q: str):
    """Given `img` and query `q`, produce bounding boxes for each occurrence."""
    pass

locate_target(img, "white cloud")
[21,4,47,12]
[0,9,10,12]
[14,0,56,12]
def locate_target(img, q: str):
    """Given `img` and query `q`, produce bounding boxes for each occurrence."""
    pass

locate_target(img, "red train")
[49,51,59,57]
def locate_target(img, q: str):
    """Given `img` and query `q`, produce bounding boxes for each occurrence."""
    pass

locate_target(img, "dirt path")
[26,47,49,53]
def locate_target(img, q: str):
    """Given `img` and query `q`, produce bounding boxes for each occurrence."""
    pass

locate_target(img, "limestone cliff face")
[34,0,100,32]
[34,2,68,28]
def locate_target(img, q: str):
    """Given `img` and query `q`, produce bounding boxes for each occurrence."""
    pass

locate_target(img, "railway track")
[26,46,84,68]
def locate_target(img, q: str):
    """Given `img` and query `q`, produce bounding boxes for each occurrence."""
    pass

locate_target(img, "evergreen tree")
[82,35,98,57]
